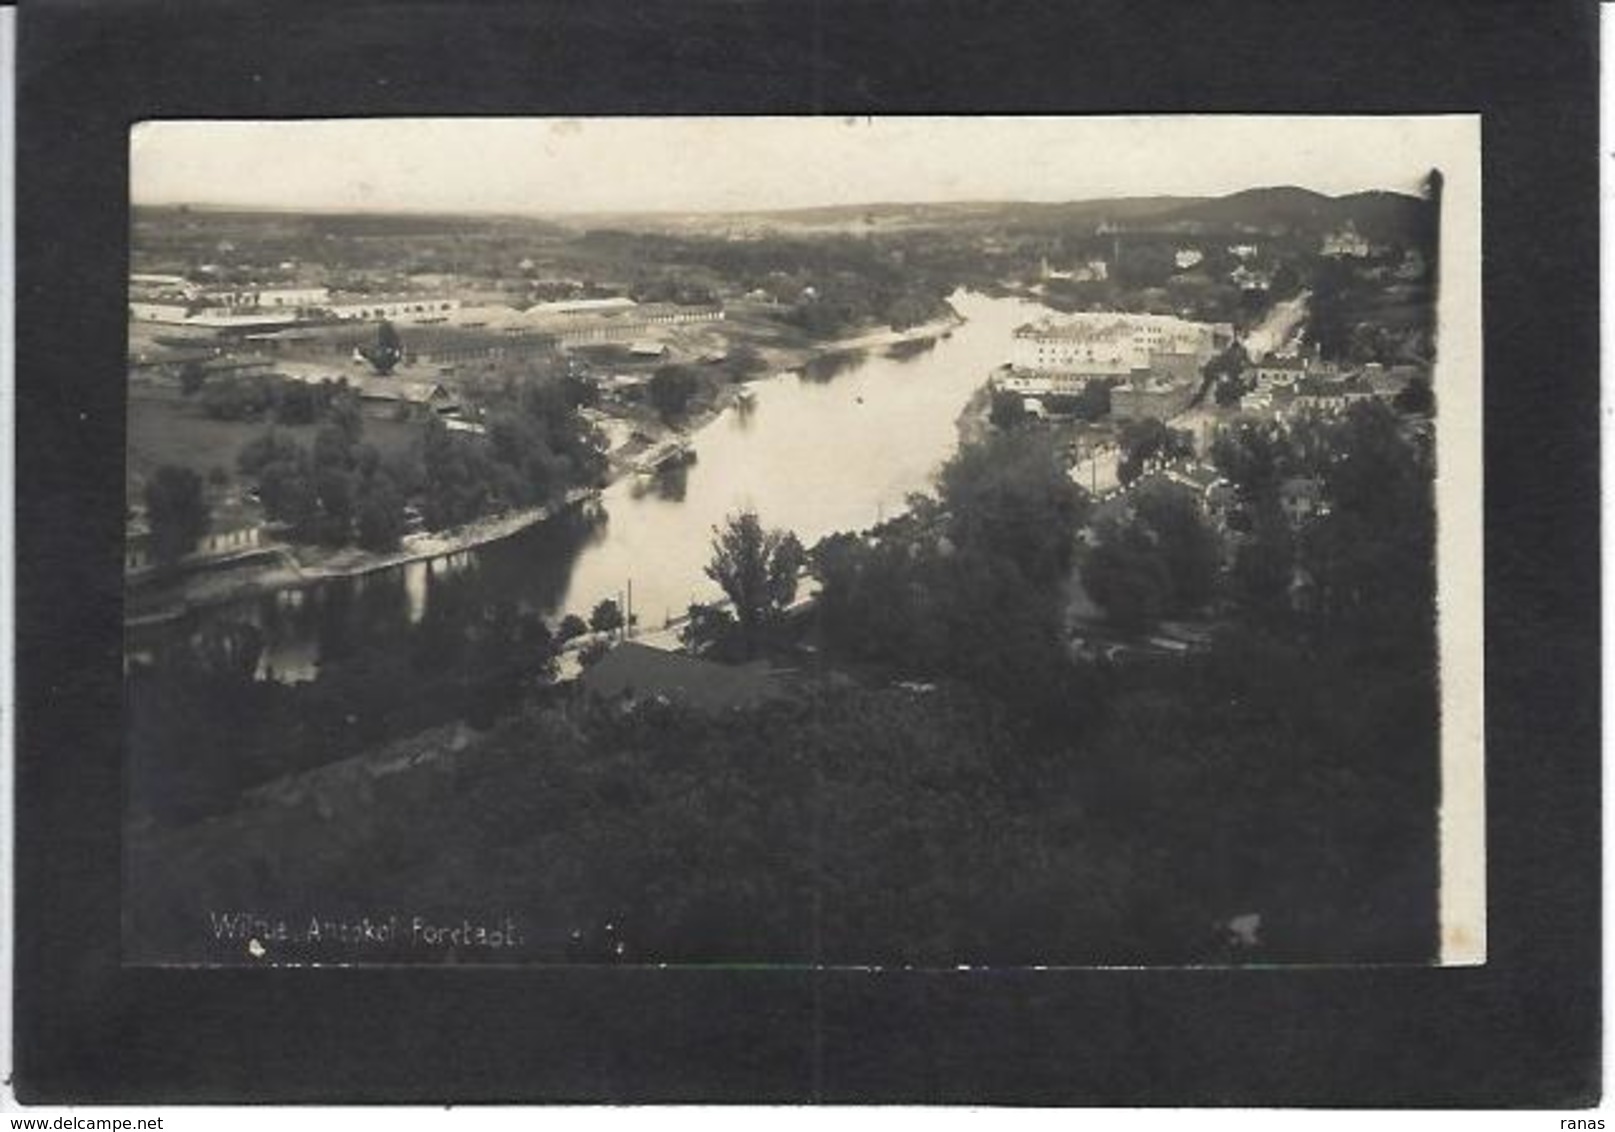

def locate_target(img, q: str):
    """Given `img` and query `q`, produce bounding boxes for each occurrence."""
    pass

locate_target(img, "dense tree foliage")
[678,602,740,657]
[199,373,355,425]
[144,465,210,564]
[361,320,403,375]
[129,204,1442,967]
[1116,417,1193,486]
[178,360,207,396]
[811,435,1091,726]
[648,364,703,420]
[1083,481,1219,632]
[1393,376,1434,415]
[704,511,806,652]
[589,598,625,636]
[988,389,1025,429]
[414,377,606,532]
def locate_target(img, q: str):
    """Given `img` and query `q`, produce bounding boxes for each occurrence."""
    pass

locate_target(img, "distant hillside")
[135,184,1436,247]
[572,196,1208,236]
[565,186,1432,242]
[132,205,571,240]
[1162,186,1432,243]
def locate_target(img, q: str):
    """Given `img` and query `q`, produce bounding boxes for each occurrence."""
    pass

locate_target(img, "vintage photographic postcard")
[119,115,1482,970]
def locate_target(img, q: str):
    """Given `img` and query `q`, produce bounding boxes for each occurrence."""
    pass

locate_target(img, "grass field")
[126,386,425,497]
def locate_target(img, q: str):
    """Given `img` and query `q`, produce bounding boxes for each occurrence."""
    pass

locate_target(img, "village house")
[1251,353,1310,391]
[125,512,267,576]
[354,376,460,419]
[1289,375,1377,416]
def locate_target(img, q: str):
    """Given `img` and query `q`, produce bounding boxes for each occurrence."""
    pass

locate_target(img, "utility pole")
[626,578,633,640]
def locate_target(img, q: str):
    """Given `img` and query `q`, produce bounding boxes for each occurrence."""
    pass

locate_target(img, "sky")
[130,116,1473,215]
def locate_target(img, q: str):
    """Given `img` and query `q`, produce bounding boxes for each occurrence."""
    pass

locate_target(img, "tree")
[330,389,365,442]
[1132,482,1221,615]
[1306,258,1357,361]
[589,598,625,636]
[678,602,738,656]
[1117,417,1184,485]
[704,510,806,649]
[1210,420,1288,506]
[362,320,403,376]
[1072,378,1113,422]
[144,465,209,565]
[936,431,1088,588]
[178,360,207,396]
[313,465,356,546]
[274,379,320,425]
[648,364,702,420]
[988,389,1025,430]
[557,614,589,643]
[722,344,768,383]
[1081,526,1171,635]
[1393,376,1434,416]
[1213,377,1245,407]
[355,470,405,552]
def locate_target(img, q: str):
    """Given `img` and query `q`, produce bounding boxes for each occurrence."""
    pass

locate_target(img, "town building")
[1110,376,1196,421]
[195,286,331,310]
[130,272,200,299]
[1320,221,1371,258]
[525,303,726,347]
[405,327,559,369]
[1230,264,1272,292]
[354,377,460,419]
[328,295,463,323]
[125,514,266,576]
[1251,353,1310,391]
[1288,375,1377,416]
[129,301,196,324]
[1001,312,1231,402]
[1039,257,1109,283]
[1010,312,1232,376]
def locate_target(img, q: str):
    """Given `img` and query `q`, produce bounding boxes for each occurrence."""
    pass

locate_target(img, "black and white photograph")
[116,115,1484,972]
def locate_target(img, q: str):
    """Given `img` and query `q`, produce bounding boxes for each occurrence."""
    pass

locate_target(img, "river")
[128,290,1057,683]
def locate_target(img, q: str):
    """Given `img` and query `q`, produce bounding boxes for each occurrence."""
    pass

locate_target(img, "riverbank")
[125,488,600,626]
[772,310,965,372]
[126,306,975,630]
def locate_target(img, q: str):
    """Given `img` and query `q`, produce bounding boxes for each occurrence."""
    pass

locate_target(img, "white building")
[129,301,194,324]
[1321,221,1371,258]
[198,286,331,310]
[328,296,462,323]
[1010,312,1232,376]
